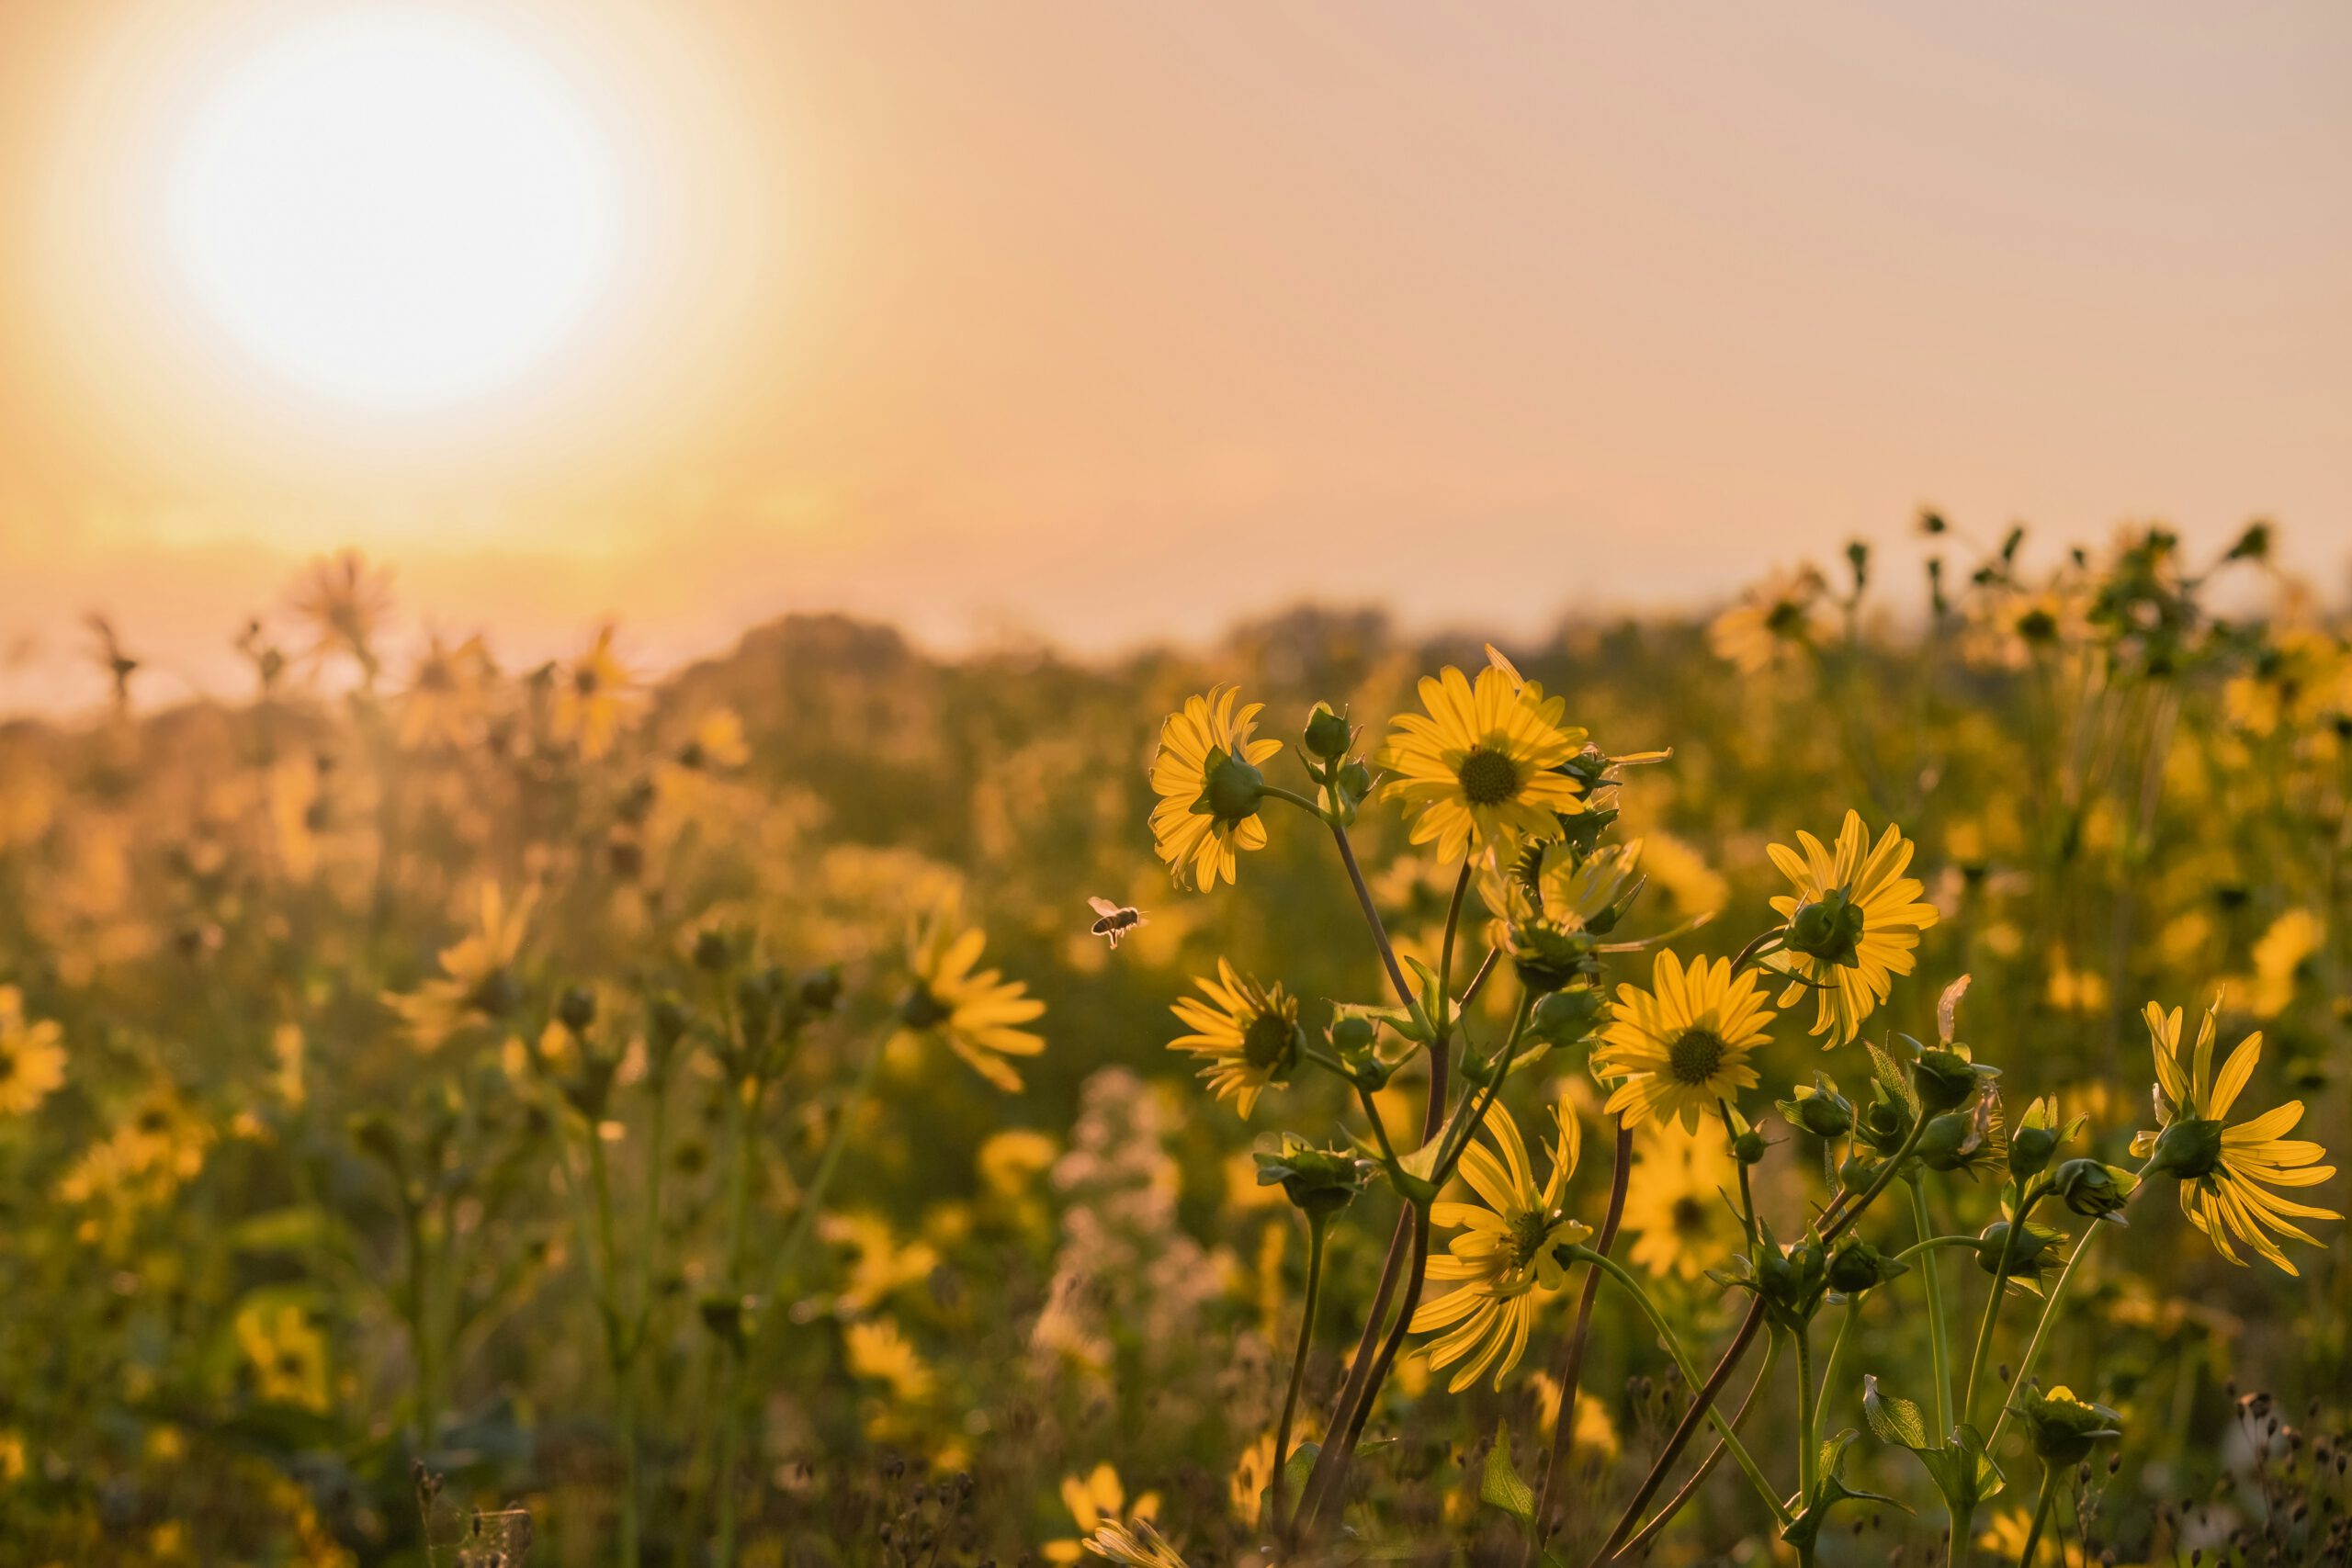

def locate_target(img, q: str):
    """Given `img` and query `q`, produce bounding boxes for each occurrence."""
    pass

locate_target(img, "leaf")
[1481,1421,1535,1522]
[1937,975,1973,1043]
[229,1206,338,1255]
[1862,1374,1932,1451]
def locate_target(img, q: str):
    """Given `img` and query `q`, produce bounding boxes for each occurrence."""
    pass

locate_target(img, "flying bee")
[1087,896,1148,948]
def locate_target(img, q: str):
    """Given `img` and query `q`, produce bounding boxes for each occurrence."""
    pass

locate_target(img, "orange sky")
[3,2,2348,711]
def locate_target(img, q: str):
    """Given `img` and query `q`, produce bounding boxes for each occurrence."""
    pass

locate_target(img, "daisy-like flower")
[899,901,1046,1092]
[385,884,535,1049]
[1487,838,1645,995]
[1767,810,1941,1044]
[1962,585,2088,671]
[234,1300,330,1413]
[1047,1464,1160,1565]
[842,1318,935,1402]
[1376,648,1588,864]
[1708,566,1826,675]
[1167,959,1305,1117]
[0,987,67,1117]
[551,625,639,761]
[2131,998,2340,1275]
[1148,686,1283,889]
[1410,1096,1590,1393]
[1618,1120,1737,1281]
[287,548,393,678]
[1592,951,1773,1132]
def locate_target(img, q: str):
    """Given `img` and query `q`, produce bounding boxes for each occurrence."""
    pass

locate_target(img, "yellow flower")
[385,884,535,1049]
[1974,1507,2129,1567]
[1592,951,1772,1132]
[398,632,493,750]
[1047,1463,1160,1564]
[1411,1096,1590,1393]
[899,900,1046,1091]
[551,624,638,760]
[287,548,393,675]
[1167,959,1304,1118]
[235,1300,329,1413]
[842,1318,935,1402]
[1961,585,2089,671]
[1767,810,1940,1043]
[1227,1432,1276,1528]
[2248,908,2322,1019]
[680,707,752,770]
[1709,565,1825,674]
[0,1429,25,1484]
[1377,649,1588,863]
[819,1213,942,1312]
[2131,998,2340,1275]
[1148,686,1283,889]
[0,987,67,1117]
[977,1129,1059,1194]
[1618,1119,1737,1281]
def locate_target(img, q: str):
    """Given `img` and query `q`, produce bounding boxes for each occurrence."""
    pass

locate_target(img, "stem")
[2017,1463,2060,1567]
[762,1022,895,1308]
[1983,1168,2145,1459]
[1567,1247,1790,1526]
[1590,1116,1930,1563]
[1813,1298,1856,1460]
[1962,1188,2035,1435]
[1530,1118,1634,1559]
[1272,1215,1329,1537]
[709,1074,763,1568]
[1910,1179,1953,1444]
[588,1134,641,1568]
[1617,1330,1780,1558]
[1794,1324,1818,1501]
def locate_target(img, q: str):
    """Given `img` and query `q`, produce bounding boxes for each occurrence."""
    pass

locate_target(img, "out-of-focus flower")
[1376,648,1588,863]
[1767,810,1940,1043]
[1709,565,1825,674]
[1084,1517,1188,1568]
[1411,1096,1589,1392]
[1148,685,1283,889]
[1167,959,1304,1118]
[385,884,535,1049]
[1048,1464,1160,1564]
[842,1318,933,1402]
[2247,908,2322,1019]
[818,1213,942,1313]
[677,707,752,770]
[1618,1119,1737,1281]
[287,549,392,679]
[235,1300,330,1413]
[1593,951,1773,1132]
[1227,1432,1276,1528]
[2132,998,2339,1275]
[1962,584,2087,671]
[898,900,1046,1091]
[551,625,638,760]
[398,633,494,750]
[0,986,67,1116]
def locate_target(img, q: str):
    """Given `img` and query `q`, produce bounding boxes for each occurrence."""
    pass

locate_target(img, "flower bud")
[1329,1014,1376,1055]
[1303,704,1352,761]
[1335,761,1373,803]
[1529,986,1608,1048]
[1255,1134,1372,1217]
[1915,1111,1979,1172]
[693,927,735,973]
[1826,1237,1908,1296]
[2010,1386,2122,1466]
[797,965,843,1015]
[1911,1047,1993,1115]
[2049,1158,2136,1221]
[1974,1219,2063,1282]
[1198,748,1268,824]
[1731,1124,1769,1167]
[647,994,693,1056]
[1779,1074,1854,1140]
[557,986,598,1035]
[1785,891,1866,967]
[2008,1123,2061,1181]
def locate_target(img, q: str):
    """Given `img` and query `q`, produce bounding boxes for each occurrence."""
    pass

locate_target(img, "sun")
[166,7,622,412]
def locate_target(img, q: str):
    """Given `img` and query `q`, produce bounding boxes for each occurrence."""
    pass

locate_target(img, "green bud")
[1732,1126,1769,1167]
[1335,760,1373,803]
[1839,1149,1883,1196]
[1859,1096,1913,1156]
[698,1292,756,1347]
[1973,1219,2063,1282]
[797,965,843,1014]
[1303,704,1352,761]
[1911,1047,1994,1115]
[1511,925,1598,997]
[1528,986,1608,1048]
[647,994,693,1055]
[1826,1237,1908,1296]
[2048,1158,2137,1222]
[1778,1075,1854,1140]
[2009,1387,2123,1466]
[1914,1111,1978,1172]
[2148,1118,2226,1181]
[2007,1124,2061,1181]
[1329,1015,1376,1055]
[1255,1134,1372,1217]
[693,928,734,973]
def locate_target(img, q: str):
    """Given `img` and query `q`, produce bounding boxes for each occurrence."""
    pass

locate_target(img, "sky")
[2,1,2348,710]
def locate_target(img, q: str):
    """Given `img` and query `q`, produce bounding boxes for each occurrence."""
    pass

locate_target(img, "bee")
[1086,896,1148,948]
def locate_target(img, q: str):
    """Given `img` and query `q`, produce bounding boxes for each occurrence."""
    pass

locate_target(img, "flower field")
[1,519,2345,1567]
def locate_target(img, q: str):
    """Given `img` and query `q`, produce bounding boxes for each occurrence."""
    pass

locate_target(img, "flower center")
[1671,1195,1708,1233]
[899,984,953,1031]
[1456,747,1521,807]
[1506,1209,1555,1269]
[1667,1028,1727,1086]
[1765,600,1809,637]
[1241,1009,1298,1073]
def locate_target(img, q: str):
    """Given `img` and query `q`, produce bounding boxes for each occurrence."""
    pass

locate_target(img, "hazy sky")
[2,1,2347,708]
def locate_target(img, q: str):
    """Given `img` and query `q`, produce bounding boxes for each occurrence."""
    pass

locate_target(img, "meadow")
[0,517,2345,1568]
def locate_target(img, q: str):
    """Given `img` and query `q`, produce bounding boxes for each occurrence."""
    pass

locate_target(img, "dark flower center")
[1456,747,1521,807]
[1668,1028,1727,1086]
[899,984,954,1031]
[1765,600,1809,637]
[1506,1208,1554,1268]
[1671,1196,1708,1232]
[1241,1008,1299,1074]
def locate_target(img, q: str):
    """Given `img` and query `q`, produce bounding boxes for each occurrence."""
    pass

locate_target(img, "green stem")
[763,1021,894,1306]
[1909,1179,1952,1444]
[708,1075,762,1568]
[587,1134,641,1568]
[1272,1214,1329,1538]
[2017,1463,2060,1567]
[1984,1168,2147,1459]
[1813,1299,1856,1460]
[1893,1235,1984,1267]
[1565,1247,1791,1527]
[1794,1324,1818,1501]
[1962,1187,2035,1435]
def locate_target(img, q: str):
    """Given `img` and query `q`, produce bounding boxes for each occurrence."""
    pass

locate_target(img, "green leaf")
[229,1206,338,1255]
[1481,1421,1535,1522]
[1862,1374,1931,1451]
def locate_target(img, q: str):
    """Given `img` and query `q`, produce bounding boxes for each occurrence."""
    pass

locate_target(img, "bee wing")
[1087,896,1122,918]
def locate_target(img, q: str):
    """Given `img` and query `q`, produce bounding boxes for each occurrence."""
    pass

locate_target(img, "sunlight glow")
[166,7,621,411]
